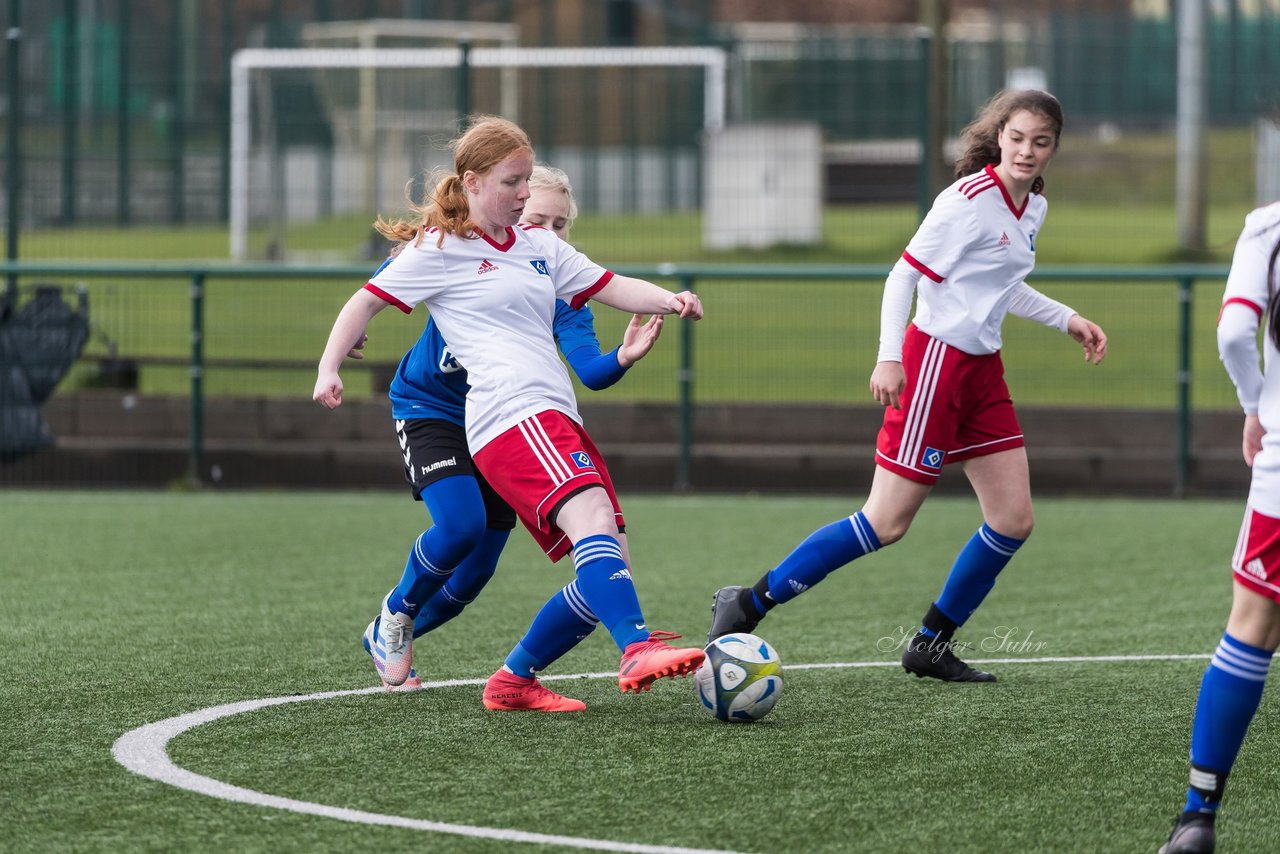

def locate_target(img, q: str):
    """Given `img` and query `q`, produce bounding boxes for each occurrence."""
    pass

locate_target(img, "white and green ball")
[695,633,783,722]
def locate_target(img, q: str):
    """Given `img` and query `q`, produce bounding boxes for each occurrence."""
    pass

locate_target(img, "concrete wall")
[0,392,1252,498]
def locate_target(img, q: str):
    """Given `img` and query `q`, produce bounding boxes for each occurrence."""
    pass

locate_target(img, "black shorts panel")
[396,418,516,530]
[547,485,626,536]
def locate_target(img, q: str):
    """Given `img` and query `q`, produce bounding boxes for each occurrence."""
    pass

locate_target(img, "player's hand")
[618,314,664,367]
[667,291,703,320]
[346,333,369,360]
[1067,315,1107,365]
[313,372,344,409]
[870,361,906,410]
[1243,413,1264,467]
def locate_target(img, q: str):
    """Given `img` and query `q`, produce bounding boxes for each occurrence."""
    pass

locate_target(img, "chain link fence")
[2,2,1278,491]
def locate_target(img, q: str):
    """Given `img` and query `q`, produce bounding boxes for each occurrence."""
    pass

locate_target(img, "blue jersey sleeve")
[552,300,629,391]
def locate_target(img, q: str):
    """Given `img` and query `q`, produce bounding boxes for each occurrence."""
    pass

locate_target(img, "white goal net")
[229,44,726,260]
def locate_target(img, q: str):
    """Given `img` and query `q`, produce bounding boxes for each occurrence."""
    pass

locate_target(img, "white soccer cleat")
[374,595,414,687]
[361,618,423,692]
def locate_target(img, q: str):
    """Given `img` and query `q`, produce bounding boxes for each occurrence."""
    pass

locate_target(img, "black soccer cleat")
[901,632,997,682]
[707,586,761,644]
[1158,810,1216,854]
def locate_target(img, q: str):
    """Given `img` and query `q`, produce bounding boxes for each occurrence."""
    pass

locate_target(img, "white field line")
[784,652,1213,671]
[112,682,740,854]
[112,653,1211,853]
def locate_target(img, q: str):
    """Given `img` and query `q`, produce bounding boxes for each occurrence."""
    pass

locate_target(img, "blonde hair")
[953,89,1064,195]
[528,164,579,234]
[374,115,533,248]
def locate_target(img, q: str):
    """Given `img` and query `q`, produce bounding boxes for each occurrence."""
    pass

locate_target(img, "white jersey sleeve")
[901,189,981,283]
[364,231,449,312]
[1218,206,1279,415]
[1219,302,1262,415]
[877,256,923,363]
[1006,281,1075,332]
[1225,204,1280,515]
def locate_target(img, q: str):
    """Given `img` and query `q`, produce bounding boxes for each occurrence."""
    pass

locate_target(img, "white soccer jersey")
[901,165,1049,355]
[366,224,612,452]
[1217,203,1280,514]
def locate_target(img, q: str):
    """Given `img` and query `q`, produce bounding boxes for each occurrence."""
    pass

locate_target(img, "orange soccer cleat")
[482,668,586,712]
[618,630,706,693]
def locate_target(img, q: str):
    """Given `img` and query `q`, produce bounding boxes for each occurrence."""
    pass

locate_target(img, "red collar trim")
[479,227,516,252]
[986,164,1028,220]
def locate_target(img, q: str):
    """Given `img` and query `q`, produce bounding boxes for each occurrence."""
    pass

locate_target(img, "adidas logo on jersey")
[477,259,498,275]
[1244,558,1267,580]
[997,231,1010,247]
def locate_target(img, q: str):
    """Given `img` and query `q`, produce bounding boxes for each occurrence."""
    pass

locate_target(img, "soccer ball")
[694,633,783,722]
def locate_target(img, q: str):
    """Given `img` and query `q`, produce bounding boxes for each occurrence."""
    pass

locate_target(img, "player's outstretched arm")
[563,314,663,389]
[594,274,703,319]
[314,289,387,409]
[1066,314,1107,365]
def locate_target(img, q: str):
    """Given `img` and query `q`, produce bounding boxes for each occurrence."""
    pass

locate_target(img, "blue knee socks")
[755,513,881,612]
[385,476,486,617]
[413,528,509,638]
[570,534,648,650]
[503,580,599,677]
[1184,633,1273,812]
[924,523,1023,634]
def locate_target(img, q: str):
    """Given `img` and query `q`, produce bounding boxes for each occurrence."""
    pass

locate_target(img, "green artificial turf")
[3,490,1277,852]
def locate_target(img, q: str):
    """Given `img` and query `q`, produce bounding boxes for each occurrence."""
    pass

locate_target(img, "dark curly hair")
[953,89,1064,195]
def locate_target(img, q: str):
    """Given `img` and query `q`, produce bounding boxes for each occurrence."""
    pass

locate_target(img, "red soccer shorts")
[473,410,624,562]
[876,324,1025,485]
[1231,506,1280,602]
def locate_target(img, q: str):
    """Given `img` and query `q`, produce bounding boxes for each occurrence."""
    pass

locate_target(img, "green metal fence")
[0,260,1235,495]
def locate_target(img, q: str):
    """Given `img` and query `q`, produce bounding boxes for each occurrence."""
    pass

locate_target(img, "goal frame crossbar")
[229,46,727,259]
